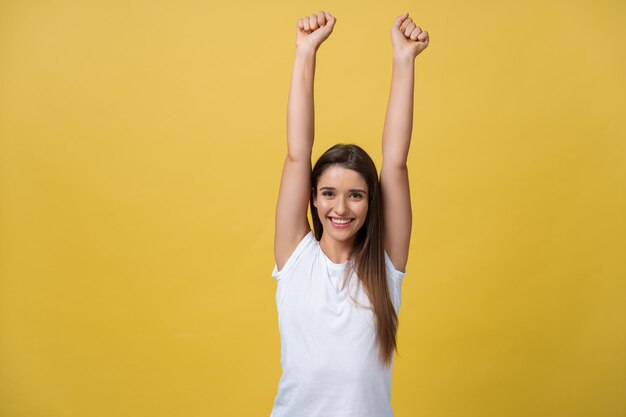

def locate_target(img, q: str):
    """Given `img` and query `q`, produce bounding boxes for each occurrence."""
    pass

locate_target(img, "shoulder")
[384,250,407,282]
[272,230,317,281]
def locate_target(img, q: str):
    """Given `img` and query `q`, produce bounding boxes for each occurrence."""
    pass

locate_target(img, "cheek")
[315,200,329,213]
[356,204,368,219]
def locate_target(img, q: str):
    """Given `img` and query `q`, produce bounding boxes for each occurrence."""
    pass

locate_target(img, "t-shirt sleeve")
[271,230,315,282]
[384,250,407,282]
[384,250,407,312]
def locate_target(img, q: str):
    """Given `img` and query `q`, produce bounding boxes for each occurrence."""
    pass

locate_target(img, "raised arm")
[275,11,336,271]
[380,12,429,272]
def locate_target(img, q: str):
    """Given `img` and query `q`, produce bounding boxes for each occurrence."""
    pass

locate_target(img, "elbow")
[382,157,408,170]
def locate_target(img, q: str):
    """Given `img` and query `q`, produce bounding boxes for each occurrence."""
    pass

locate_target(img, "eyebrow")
[319,186,367,194]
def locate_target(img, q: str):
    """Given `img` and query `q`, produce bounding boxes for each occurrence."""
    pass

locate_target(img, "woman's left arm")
[380,12,429,272]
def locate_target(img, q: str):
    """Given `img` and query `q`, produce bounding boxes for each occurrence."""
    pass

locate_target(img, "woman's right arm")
[275,11,336,271]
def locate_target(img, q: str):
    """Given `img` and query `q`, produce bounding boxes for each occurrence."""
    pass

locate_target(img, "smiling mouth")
[328,217,354,224]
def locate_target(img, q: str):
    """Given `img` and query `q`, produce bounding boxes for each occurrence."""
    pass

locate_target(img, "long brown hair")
[310,143,399,367]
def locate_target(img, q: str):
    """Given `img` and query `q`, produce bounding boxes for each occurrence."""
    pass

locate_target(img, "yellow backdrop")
[1,0,624,416]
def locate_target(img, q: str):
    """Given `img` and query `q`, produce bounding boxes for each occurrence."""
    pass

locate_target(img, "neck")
[319,233,355,264]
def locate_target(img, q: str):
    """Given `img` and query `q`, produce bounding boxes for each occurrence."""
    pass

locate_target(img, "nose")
[334,196,349,215]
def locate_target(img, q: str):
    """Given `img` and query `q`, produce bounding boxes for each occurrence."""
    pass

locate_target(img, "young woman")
[270,10,429,417]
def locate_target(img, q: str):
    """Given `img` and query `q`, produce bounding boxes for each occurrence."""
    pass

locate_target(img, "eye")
[351,193,363,199]
[322,191,333,197]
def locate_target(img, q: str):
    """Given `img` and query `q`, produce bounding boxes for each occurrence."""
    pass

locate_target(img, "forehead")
[318,166,367,188]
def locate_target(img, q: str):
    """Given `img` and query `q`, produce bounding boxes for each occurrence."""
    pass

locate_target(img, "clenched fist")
[296,11,336,52]
[391,12,429,60]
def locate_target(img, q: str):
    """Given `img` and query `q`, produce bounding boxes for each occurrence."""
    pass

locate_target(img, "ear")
[312,187,317,208]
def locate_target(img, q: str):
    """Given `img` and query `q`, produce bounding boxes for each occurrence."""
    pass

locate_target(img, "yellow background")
[1,0,624,416]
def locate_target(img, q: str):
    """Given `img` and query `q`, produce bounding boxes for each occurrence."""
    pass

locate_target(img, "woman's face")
[313,166,369,242]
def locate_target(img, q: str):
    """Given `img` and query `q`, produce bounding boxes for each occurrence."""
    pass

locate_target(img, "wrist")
[296,45,318,57]
[392,52,415,65]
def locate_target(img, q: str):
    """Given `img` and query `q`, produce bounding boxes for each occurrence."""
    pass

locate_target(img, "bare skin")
[313,166,369,264]
[274,11,429,272]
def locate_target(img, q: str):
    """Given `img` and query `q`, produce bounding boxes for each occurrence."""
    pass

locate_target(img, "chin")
[323,223,359,239]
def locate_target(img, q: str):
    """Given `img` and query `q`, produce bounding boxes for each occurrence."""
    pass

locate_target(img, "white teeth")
[330,218,352,224]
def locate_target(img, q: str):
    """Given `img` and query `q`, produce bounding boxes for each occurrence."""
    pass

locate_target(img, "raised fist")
[296,11,336,52]
[391,12,429,60]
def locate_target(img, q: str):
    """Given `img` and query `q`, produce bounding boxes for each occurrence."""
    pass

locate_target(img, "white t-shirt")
[269,230,407,417]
